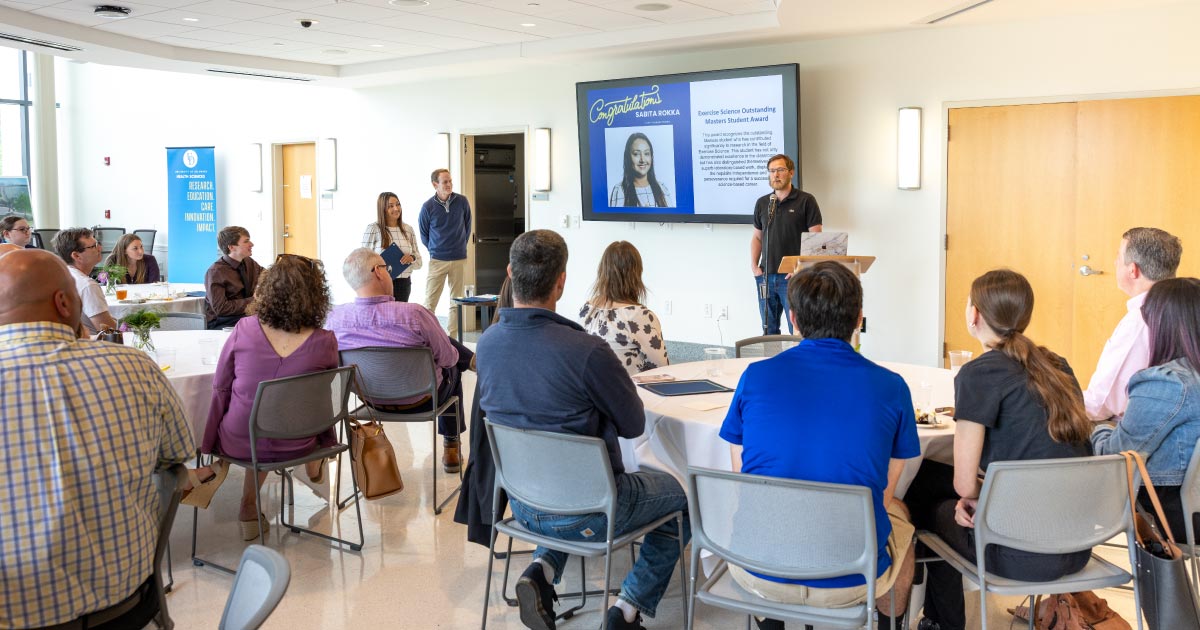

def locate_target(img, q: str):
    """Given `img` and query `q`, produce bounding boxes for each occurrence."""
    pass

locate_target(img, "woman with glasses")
[103,233,160,284]
[1,215,34,249]
[362,192,422,301]
[194,254,338,541]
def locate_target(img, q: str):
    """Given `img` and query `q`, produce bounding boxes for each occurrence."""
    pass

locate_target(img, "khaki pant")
[729,502,915,608]
[424,258,464,338]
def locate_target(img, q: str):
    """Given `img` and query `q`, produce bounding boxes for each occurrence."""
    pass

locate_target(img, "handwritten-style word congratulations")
[589,86,664,126]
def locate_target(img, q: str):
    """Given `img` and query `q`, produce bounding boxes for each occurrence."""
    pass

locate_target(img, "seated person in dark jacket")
[204,226,262,330]
[477,230,689,630]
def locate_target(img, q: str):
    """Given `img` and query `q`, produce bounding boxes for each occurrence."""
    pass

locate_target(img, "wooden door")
[459,135,479,331]
[281,143,317,257]
[945,103,1079,365]
[1071,96,1200,382]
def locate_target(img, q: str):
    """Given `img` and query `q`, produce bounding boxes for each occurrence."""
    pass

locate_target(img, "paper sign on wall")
[300,175,313,199]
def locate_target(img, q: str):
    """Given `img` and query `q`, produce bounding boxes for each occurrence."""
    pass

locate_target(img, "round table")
[136,328,229,444]
[621,356,957,497]
[107,282,206,321]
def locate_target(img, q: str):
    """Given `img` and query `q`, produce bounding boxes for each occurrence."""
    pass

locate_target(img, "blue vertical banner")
[166,146,217,283]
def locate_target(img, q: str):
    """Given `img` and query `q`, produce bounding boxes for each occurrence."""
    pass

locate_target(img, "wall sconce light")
[897,107,922,190]
[534,127,551,192]
[248,143,262,192]
[433,132,451,171]
[318,138,337,191]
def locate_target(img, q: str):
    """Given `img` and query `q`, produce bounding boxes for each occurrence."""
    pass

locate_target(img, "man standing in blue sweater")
[477,230,690,630]
[419,168,472,339]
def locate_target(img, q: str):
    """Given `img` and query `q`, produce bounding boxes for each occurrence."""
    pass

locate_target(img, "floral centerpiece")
[119,309,162,353]
[97,263,127,296]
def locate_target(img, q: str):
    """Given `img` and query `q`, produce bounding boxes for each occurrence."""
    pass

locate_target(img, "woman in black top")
[907,270,1093,630]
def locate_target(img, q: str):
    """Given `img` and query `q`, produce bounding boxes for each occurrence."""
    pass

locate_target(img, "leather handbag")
[1121,451,1200,630]
[345,377,404,501]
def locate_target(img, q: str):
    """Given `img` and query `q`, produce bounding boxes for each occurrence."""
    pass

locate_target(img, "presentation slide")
[577,64,799,224]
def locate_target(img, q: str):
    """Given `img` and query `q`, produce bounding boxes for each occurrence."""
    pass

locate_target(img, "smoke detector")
[93,5,132,18]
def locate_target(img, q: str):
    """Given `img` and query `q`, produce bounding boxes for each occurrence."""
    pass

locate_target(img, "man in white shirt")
[1084,227,1182,421]
[52,227,117,335]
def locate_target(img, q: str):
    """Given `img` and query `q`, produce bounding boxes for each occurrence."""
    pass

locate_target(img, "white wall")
[55,2,1200,365]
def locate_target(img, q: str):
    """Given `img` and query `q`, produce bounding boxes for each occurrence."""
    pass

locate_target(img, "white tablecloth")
[107,282,206,320]
[621,357,957,497]
[138,329,228,445]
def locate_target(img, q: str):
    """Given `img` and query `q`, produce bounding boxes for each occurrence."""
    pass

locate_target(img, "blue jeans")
[756,273,793,335]
[508,470,690,618]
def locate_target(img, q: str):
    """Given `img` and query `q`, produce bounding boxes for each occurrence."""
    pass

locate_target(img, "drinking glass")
[115,289,128,300]
[704,347,726,377]
[948,350,973,375]
[199,338,220,366]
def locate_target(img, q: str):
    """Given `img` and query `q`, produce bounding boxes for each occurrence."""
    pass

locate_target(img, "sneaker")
[916,619,942,630]
[442,439,461,473]
[753,617,785,630]
[515,564,557,630]
[605,606,646,630]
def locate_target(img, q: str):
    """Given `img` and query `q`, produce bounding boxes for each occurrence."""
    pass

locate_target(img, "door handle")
[282,224,290,239]
[1079,265,1103,276]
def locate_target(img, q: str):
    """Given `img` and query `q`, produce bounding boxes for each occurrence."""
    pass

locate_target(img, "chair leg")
[601,546,614,630]
[1027,595,1035,630]
[978,588,989,630]
[481,525,501,630]
[277,459,366,552]
[676,514,687,626]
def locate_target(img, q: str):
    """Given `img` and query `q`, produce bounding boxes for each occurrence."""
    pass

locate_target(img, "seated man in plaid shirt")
[0,249,193,629]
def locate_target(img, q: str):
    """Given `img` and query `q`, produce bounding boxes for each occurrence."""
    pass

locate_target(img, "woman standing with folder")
[362,191,423,301]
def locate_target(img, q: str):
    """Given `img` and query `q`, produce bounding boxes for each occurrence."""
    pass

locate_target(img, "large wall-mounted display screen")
[577,64,799,224]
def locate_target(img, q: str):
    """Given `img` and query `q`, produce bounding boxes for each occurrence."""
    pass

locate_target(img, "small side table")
[451,296,500,343]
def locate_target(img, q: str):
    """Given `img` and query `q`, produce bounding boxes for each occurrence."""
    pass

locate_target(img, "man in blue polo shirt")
[720,261,919,629]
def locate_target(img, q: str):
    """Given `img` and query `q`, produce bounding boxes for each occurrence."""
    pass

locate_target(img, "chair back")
[687,467,877,583]
[34,228,58,250]
[93,227,126,256]
[486,420,616,517]
[158,312,206,331]
[134,229,157,253]
[29,232,42,249]
[975,455,1130,555]
[219,545,291,630]
[734,335,804,359]
[1183,437,1200,546]
[247,367,354,442]
[153,464,187,569]
[339,346,438,403]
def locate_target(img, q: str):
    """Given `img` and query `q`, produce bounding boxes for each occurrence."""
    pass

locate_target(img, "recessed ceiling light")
[527,2,540,5]
[634,2,671,10]
[387,0,429,6]
[369,43,384,47]
[520,22,536,27]
[182,16,199,21]
[93,5,132,18]
[323,49,348,55]
[272,42,285,46]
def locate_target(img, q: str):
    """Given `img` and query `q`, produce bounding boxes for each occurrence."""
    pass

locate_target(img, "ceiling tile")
[374,12,539,43]
[0,0,47,10]
[303,1,400,21]
[167,27,261,42]
[95,18,202,37]
[49,0,170,18]
[683,0,773,13]
[152,34,224,48]
[30,5,114,25]
[350,0,476,13]
[570,0,725,22]
[140,8,241,27]
[208,36,313,51]
[423,4,593,36]
[467,0,659,29]
[179,0,289,19]
[232,0,337,10]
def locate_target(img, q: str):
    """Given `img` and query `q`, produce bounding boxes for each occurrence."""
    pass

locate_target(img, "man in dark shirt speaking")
[750,153,822,334]
[477,229,690,630]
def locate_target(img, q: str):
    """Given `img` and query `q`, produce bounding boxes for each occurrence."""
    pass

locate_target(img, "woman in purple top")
[199,253,338,540]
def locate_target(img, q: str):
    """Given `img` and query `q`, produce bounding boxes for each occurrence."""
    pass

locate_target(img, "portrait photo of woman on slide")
[609,132,674,208]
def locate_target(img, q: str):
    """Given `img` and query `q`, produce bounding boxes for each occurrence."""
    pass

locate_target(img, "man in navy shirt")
[419,168,472,339]
[477,230,689,630]
[720,261,919,629]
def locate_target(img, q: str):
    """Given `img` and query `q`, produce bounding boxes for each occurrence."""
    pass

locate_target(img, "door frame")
[937,86,1200,366]
[270,139,321,261]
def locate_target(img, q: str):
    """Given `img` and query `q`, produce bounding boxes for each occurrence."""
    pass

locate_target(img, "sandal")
[239,512,270,541]
[181,460,229,509]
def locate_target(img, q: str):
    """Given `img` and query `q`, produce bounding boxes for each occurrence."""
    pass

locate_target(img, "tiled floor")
[163,370,1142,629]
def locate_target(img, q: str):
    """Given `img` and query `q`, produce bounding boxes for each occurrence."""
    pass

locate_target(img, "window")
[0,48,31,220]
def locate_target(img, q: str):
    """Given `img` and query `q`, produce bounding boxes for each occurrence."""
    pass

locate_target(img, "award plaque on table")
[380,243,411,279]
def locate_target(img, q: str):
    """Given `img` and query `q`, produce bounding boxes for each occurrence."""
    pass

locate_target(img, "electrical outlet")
[572,215,582,228]
[718,305,729,320]
[703,304,712,318]
[560,215,570,228]
[664,300,672,315]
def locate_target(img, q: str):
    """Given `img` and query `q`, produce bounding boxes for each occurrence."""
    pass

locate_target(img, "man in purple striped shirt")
[327,247,475,472]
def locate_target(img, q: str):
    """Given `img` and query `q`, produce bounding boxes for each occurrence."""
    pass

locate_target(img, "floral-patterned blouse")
[579,302,669,375]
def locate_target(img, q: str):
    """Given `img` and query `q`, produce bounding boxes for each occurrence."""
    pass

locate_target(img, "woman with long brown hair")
[104,233,161,283]
[906,269,1093,630]
[361,191,422,301]
[579,241,668,374]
